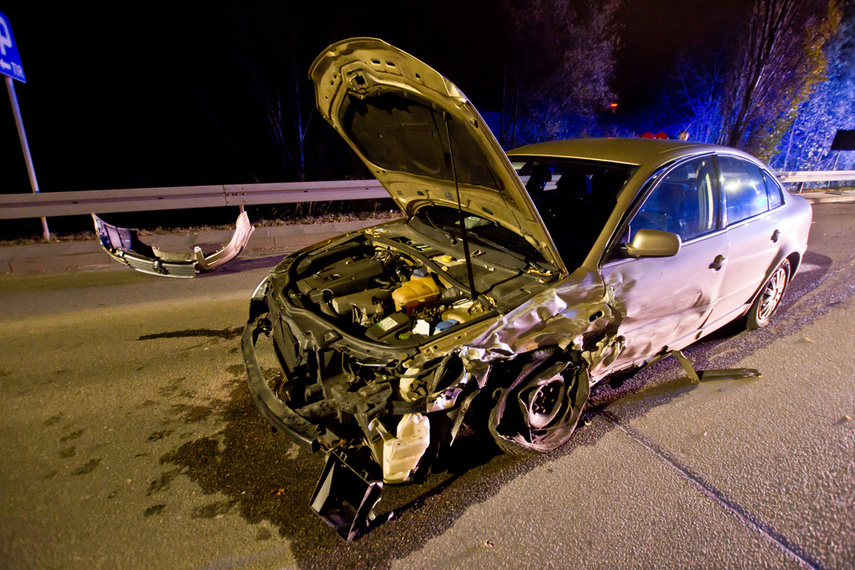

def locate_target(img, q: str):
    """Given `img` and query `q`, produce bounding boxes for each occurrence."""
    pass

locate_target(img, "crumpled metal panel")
[600,230,728,370]
[458,269,619,385]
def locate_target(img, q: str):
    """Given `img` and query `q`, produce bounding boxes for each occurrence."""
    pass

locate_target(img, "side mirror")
[622,228,682,258]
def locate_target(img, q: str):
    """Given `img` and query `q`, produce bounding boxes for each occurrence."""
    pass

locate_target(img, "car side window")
[763,171,784,209]
[719,156,769,224]
[628,156,718,242]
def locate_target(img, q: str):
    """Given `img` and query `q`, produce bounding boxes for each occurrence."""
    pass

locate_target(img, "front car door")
[601,155,729,371]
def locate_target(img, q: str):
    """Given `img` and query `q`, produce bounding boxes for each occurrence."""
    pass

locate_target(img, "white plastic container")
[382,413,431,484]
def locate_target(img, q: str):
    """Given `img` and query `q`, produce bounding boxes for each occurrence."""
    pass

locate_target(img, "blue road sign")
[0,11,26,83]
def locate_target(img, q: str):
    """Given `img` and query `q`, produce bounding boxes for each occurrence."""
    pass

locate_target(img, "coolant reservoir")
[392,275,441,311]
[382,413,431,484]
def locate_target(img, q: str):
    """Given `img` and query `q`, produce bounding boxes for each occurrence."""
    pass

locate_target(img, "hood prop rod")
[444,113,477,301]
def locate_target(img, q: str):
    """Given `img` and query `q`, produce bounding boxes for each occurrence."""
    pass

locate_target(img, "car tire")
[746,258,791,330]
[487,350,589,456]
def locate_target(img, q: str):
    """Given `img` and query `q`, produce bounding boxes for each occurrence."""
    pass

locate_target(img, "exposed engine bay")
[290,208,556,343]
[242,206,585,538]
[250,208,555,460]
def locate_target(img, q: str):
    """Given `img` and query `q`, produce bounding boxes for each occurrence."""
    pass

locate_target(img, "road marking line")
[602,411,824,570]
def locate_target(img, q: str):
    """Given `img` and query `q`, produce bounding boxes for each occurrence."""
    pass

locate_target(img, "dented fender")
[458,269,621,385]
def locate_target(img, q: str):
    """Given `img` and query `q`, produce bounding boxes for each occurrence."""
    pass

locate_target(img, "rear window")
[719,156,770,224]
[763,171,784,209]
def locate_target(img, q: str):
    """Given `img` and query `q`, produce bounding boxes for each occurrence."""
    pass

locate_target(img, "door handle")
[710,254,727,271]
[771,229,780,242]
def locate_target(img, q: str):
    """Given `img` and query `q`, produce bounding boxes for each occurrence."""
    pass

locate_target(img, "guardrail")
[0,179,387,220]
[776,170,855,183]
[0,172,853,220]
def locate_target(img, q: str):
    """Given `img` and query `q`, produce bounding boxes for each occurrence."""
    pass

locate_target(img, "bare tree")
[498,0,621,148]
[224,1,315,181]
[663,51,728,143]
[717,0,840,156]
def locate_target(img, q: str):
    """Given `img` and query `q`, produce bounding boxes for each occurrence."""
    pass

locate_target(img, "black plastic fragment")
[309,448,392,542]
[697,368,762,381]
[670,350,761,383]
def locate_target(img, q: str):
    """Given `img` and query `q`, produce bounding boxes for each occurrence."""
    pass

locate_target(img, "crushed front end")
[242,212,561,539]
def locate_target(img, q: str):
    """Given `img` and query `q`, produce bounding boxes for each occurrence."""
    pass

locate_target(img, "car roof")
[506,138,733,166]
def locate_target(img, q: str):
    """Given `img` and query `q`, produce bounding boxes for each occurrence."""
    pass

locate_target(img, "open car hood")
[309,38,566,273]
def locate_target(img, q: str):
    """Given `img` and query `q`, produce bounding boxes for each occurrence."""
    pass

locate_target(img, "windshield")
[511,157,637,268]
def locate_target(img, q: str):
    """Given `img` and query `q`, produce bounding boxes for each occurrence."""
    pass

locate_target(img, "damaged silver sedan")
[241,38,812,540]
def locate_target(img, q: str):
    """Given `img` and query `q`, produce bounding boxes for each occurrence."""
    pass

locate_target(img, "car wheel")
[487,351,589,455]
[746,259,790,330]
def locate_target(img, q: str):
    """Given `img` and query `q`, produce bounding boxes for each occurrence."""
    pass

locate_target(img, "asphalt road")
[1,204,854,569]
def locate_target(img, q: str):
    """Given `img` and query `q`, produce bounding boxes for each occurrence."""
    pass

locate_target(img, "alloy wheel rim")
[757,267,787,322]
[520,378,566,430]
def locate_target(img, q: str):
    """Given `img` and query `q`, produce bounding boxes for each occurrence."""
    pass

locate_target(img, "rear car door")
[601,155,729,369]
[704,155,784,327]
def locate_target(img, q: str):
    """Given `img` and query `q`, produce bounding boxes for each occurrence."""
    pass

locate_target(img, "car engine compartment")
[254,208,558,466]
[281,207,558,345]
[244,206,563,539]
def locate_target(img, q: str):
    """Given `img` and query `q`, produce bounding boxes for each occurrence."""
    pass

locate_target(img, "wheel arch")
[747,251,798,308]
[482,346,590,455]
[786,251,801,276]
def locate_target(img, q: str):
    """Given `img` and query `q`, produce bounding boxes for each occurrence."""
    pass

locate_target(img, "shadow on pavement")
[145,341,620,568]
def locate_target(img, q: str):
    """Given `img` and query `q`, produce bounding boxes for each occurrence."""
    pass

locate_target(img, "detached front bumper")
[241,315,321,452]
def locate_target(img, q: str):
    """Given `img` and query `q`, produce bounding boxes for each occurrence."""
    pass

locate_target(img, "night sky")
[0,1,748,197]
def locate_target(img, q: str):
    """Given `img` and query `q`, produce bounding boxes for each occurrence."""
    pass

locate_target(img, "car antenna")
[444,113,477,300]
